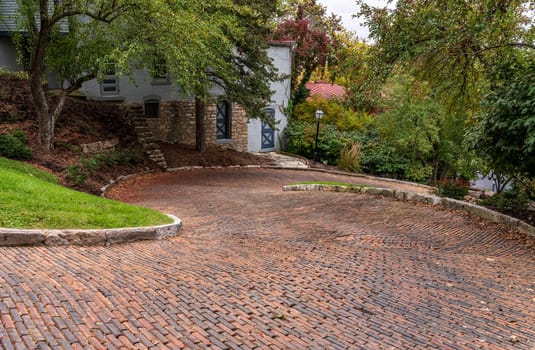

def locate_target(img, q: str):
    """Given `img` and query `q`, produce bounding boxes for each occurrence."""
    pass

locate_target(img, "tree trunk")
[195,96,207,153]
[28,16,56,150]
[431,154,440,185]
[29,65,58,151]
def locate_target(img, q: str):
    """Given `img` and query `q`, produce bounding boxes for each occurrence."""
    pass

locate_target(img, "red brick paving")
[1,168,534,349]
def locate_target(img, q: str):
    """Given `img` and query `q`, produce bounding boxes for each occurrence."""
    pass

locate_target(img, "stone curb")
[283,184,535,239]
[267,166,434,191]
[0,214,182,247]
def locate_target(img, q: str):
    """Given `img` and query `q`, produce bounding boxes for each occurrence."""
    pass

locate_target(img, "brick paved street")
[1,168,534,349]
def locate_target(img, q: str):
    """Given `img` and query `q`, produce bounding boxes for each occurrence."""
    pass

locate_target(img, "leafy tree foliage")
[331,33,375,111]
[374,74,472,183]
[293,97,372,131]
[356,0,535,181]
[468,61,535,178]
[357,0,535,110]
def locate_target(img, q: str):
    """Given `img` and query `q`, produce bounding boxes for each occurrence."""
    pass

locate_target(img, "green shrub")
[405,163,432,183]
[360,142,408,179]
[65,164,88,186]
[479,186,530,211]
[0,67,28,80]
[317,125,352,165]
[0,129,31,160]
[284,119,314,157]
[436,179,470,200]
[64,150,142,185]
[518,177,535,200]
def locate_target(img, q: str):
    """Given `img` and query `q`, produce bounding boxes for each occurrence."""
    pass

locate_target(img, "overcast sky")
[316,0,392,38]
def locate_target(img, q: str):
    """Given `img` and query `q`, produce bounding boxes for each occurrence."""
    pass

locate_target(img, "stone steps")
[126,105,168,169]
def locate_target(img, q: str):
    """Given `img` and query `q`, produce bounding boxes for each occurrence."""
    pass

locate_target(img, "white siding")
[0,0,68,33]
[80,69,183,103]
[247,44,292,152]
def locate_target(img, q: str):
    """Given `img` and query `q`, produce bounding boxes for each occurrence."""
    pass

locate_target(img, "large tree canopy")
[468,59,535,178]
[357,0,535,110]
[357,0,535,179]
[10,0,280,150]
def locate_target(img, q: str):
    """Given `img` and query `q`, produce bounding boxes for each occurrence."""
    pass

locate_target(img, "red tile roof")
[305,81,346,100]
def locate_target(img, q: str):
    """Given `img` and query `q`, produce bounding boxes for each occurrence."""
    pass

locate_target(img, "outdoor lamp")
[313,109,323,162]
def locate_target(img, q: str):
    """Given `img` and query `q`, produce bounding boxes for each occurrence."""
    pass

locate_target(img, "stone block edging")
[283,184,535,239]
[267,166,434,191]
[0,214,182,247]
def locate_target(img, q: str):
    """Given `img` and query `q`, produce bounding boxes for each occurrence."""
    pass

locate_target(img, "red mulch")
[158,142,276,168]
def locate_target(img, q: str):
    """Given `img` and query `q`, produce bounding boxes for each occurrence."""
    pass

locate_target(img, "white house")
[79,42,292,153]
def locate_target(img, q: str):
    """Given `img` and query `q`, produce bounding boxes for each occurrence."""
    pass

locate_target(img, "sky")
[316,0,392,39]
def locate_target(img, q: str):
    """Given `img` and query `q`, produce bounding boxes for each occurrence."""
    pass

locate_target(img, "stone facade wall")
[145,101,196,145]
[143,100,248,151]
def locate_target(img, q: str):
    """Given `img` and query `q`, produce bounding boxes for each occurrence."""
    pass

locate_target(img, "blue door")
[261,108,275,149]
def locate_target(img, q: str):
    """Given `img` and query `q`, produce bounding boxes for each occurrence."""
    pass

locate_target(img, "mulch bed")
[158,142,276,168]
[483,206,535,227]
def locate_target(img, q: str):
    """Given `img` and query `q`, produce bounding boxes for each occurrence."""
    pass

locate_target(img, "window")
[216,101,231,140]
[101,64,119,95]
[144,99,160,118]
[151,56,170,84]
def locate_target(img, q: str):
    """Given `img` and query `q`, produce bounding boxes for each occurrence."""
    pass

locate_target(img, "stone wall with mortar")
[143,101,248,151]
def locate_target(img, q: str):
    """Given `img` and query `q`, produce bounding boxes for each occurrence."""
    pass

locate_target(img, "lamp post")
[313,109,323,162]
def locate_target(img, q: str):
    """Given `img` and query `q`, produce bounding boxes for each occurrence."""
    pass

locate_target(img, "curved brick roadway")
[1,168,535,349]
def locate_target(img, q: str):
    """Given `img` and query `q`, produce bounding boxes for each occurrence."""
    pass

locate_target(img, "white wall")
[247,44,292,152]
[80,69,182,103]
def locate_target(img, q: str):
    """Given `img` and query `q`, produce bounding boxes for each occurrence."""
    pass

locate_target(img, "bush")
[293,97,373,132]
[64,150,142,185]
[284,119,312,156]
[0,129,31,160]
[479,186,530,211]
[436,179,470,200]
[317,125,352,165]
[360,141,408,179]
[0,67,28,80]
[338,142,361,172]
[405,163,432,183]
[65,164,88,186]
[284,119,356,165]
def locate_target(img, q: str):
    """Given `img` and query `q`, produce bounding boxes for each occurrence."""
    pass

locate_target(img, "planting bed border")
[0,214,181,247]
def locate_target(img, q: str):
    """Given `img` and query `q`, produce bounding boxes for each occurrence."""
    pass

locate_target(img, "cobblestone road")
[1,168,534,349]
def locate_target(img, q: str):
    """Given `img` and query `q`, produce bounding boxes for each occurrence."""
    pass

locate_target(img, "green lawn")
[0,157,173,229]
